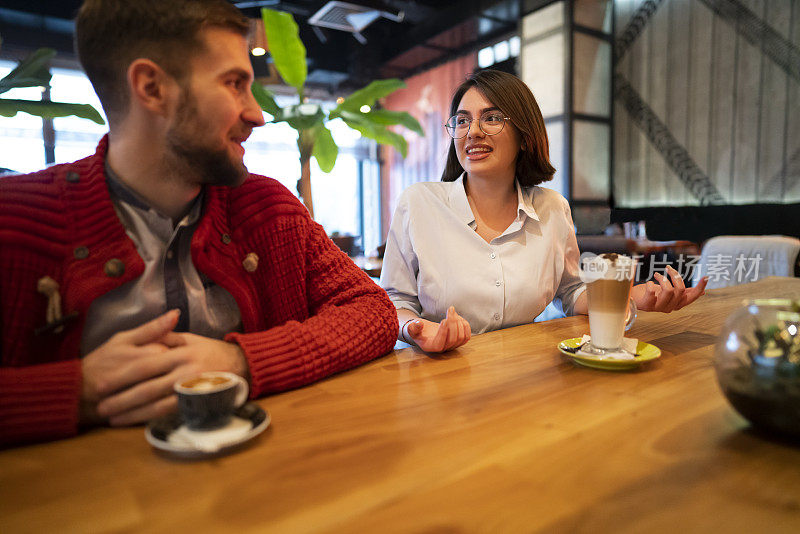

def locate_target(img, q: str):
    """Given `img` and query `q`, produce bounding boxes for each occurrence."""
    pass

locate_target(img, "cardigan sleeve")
[0,359,83,446]
[225,221,398,396]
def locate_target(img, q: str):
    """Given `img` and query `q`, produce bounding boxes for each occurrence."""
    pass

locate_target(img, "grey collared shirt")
[80,168,242,355]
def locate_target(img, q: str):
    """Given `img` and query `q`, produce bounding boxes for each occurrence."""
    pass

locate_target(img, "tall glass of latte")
[582,253,637,354]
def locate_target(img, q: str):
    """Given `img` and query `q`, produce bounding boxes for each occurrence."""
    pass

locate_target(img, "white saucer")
[145,403,270,458]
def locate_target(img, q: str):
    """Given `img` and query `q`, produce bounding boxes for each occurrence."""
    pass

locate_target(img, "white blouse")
[380,175,586,334]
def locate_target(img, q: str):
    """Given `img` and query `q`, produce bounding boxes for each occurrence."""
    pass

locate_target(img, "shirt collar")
[105,162,204,227]
[448,172,540,225]
[448,174,475,225]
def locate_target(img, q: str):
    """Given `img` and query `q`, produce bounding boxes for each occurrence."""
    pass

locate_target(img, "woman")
[380,70,707,353]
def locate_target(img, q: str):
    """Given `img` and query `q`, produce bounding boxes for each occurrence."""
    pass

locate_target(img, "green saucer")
[558,337,661,371]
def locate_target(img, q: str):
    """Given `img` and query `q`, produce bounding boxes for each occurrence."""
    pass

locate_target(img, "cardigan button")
[73,246,89,259]
[221,234,232,245]
[242,253,259,273]
[65,171,80,183]
[104,258,125,278]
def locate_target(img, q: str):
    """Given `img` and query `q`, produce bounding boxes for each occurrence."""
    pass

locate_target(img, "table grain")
[2,277,800,533]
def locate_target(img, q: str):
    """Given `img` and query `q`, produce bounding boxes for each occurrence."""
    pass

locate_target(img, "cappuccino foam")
[180,376,231,392]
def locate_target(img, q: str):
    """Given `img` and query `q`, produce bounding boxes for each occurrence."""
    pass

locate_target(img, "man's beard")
[165,89,249,187]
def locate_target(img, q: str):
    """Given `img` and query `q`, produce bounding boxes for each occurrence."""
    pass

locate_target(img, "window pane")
[573,34,611,117]
[493,41,510,63]
[521,33,564,117]
[0,59,45,174]
[574,0,612,33]
[541,120,567,198]
[49,67,108,164]
[478,47,494,68]
[522,1,563,38]
[573,120,610,200]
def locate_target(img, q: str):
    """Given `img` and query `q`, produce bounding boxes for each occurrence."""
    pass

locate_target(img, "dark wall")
[612,203,800,243]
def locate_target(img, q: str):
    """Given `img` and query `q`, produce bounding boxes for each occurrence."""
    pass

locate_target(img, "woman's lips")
[465,145,492,161]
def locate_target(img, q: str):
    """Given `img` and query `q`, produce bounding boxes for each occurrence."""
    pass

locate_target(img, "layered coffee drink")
[583,253,635,350]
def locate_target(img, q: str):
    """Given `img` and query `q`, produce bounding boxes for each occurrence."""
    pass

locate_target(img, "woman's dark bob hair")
[440,69,555,187]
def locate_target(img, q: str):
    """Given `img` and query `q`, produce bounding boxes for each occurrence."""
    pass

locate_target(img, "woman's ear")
[127,59,176,117]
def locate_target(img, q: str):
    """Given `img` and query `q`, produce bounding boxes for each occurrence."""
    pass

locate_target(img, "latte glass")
[581,253,637,354]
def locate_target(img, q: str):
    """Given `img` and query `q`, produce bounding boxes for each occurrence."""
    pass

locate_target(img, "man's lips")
[230,134,250,156]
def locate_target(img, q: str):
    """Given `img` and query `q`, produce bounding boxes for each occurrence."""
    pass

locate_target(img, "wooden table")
[2,278,800,533]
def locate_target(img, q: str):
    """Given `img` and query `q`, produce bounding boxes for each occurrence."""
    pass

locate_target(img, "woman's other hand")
[405,306,471,353]
[632,265,708,313]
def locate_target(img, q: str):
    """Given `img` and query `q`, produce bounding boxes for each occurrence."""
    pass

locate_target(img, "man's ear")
[127,59,176,116]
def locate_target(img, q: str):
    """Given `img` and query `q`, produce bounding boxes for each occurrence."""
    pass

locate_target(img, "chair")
[693,235,800,289]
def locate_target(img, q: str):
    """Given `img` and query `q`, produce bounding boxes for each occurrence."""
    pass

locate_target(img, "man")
[0,0,397,446]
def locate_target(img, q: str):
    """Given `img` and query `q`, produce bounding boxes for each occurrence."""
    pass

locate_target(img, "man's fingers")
[108,394,178,427]
[120,309,180,346]
[95,348,181,398]
[97,371,178,419]
[160,331,187,348]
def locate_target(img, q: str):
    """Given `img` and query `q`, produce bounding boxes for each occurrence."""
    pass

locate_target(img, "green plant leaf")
[331,79,406,116]
[251,82,281,117]
[0,48,56,94]
[0,98,106,124]
[312,123,338,173]
[358,109,423,135]
[339,110,408,157]
[261,8,307,93]
[270,103,324,130]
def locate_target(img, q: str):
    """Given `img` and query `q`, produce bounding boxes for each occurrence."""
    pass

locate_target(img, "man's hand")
[406,306,471,353]
[632,265,709,313]
[81,310,249,427]
[80,310,181,425]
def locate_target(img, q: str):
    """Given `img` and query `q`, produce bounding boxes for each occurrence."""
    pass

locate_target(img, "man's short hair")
[75,0,250,126]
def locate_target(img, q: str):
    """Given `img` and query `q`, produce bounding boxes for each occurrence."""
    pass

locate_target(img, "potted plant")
[0,40,104,125]
[251,8,422,218]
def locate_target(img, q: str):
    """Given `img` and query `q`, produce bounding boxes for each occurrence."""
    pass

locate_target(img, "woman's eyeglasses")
[444,111,511,139]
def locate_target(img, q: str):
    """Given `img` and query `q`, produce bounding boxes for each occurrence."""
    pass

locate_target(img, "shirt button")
[490,252,496,259]
[493,313,501,320]
[104,258,125,278]
[495,280,501,286]
[166,250,174,260]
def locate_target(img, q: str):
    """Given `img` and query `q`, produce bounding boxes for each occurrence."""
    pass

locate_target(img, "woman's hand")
[405,306,471,353]
[632,265,708,313]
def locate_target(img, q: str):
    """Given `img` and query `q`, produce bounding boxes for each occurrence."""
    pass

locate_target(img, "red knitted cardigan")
[0,137,398,446]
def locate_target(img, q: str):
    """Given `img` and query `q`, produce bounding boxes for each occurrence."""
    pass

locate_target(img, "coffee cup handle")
[231,375,249,408]
[624,298,637,332]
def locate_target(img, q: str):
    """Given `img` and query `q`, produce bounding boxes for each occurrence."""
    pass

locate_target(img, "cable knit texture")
[0,137,397,446]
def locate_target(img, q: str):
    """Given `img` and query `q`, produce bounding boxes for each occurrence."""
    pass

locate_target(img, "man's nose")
[243,88,267,127]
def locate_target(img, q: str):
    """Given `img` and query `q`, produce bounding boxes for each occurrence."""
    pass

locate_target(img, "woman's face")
[454,87,522,183]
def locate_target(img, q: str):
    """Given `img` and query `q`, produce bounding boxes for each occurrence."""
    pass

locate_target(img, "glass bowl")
[714,299,800,440]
